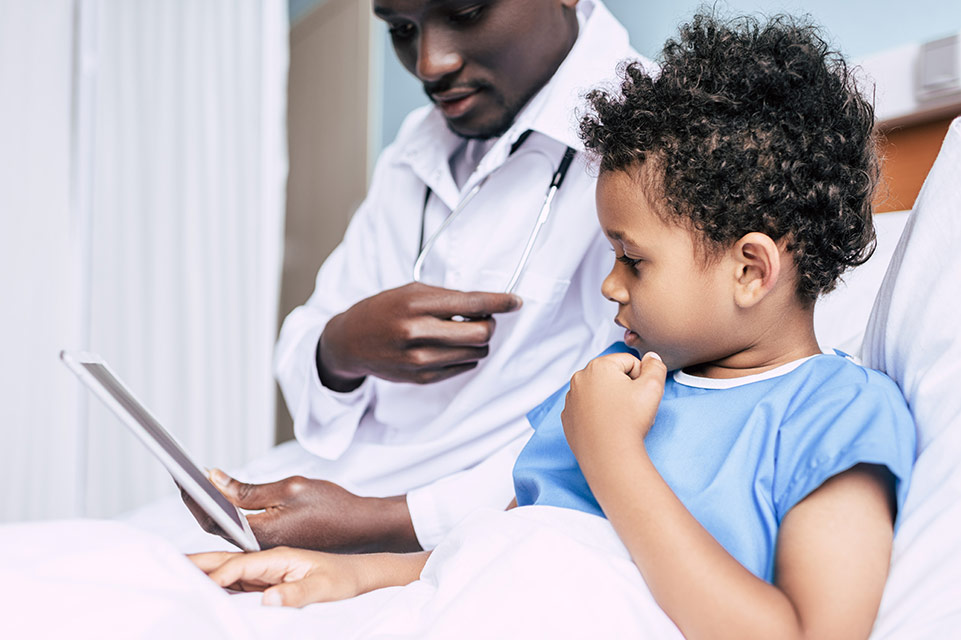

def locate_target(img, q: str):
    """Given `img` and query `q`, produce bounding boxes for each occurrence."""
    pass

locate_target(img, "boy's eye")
[449,5,485,24]
[388,22,415,38]
[616,253,643,270]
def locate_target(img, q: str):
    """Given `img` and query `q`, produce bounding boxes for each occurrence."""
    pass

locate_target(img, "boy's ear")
[730,232,781,308]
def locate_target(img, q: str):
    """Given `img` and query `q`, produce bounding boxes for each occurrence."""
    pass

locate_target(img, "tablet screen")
[80,362,243,528]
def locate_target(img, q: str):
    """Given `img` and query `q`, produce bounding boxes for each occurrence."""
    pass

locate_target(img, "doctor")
[202,0,644,552]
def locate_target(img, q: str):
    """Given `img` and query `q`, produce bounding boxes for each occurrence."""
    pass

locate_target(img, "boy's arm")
[189,548,431,608]
[563,353,894,640]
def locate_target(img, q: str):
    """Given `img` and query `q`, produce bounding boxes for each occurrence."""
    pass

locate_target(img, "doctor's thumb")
[209,469,273,509]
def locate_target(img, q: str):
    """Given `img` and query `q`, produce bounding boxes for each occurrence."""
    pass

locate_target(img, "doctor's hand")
[561,351,667,473]
[182,470,422,553]
[316,282,522,391]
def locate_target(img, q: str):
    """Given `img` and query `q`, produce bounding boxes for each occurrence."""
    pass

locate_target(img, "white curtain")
[0,0,80,521]
[0,0,289,521]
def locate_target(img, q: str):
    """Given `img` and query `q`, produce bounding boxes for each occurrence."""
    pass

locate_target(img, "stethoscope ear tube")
[503,147,578,293]
[551,147,577,190]
[412,179,487,283]
[413,136,577,294]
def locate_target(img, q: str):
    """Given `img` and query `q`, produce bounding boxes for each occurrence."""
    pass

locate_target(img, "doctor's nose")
[416,30,463,82]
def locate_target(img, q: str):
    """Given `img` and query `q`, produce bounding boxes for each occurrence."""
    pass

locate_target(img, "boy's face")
[596,169,738,372]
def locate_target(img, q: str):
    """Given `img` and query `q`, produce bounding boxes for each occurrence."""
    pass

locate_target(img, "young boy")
[192,14,915,638]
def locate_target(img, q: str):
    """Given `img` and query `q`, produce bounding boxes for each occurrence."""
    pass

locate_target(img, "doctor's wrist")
[358,494,422,554]
[316,319,366,392]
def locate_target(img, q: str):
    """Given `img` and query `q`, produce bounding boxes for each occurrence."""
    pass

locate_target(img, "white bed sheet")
[3,507,682,640]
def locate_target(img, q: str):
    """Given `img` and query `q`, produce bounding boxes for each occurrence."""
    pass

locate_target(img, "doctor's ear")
[730,232,781,308]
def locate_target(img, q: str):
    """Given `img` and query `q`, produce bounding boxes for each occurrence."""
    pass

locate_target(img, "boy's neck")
[682,304,821,380]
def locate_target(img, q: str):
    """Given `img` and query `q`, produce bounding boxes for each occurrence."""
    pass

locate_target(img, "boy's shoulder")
[770,351,916,526]
[787,350,906,403]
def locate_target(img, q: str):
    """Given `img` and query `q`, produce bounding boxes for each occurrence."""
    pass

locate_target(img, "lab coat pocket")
[475,269,573,349]
[476,269,570,306]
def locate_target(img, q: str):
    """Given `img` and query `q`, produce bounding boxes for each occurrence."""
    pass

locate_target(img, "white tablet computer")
[60,350,260,552]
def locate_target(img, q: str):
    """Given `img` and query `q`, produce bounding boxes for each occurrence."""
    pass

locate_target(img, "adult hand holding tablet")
[60,350,260,552]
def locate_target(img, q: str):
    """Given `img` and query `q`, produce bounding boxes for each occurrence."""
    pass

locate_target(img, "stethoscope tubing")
[412,140,576,295]
[504,147,576,293]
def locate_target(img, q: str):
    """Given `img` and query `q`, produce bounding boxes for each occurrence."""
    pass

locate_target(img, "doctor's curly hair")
[579,13,879,303]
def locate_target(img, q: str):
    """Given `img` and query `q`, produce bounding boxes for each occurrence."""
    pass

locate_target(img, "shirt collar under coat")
[394,0,645,207]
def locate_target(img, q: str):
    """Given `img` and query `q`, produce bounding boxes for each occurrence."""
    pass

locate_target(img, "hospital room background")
[1,0,959,527]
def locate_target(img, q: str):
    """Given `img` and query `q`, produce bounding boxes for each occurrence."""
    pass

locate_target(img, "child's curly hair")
[579,13,879,303]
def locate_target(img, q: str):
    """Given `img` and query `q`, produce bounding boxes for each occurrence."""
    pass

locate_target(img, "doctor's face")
[373,0,580,139]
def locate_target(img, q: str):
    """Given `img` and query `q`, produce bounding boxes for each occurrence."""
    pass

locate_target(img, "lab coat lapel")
[397,108,463,210]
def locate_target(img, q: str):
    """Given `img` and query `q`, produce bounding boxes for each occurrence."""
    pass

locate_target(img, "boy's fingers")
[263,580,313,608]
[206,553,272,589]
[635,351,667,389]
[187,551,237,574]
[596,352,644,379]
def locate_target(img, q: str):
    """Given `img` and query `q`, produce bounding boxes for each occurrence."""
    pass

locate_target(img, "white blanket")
[2,507,683,639]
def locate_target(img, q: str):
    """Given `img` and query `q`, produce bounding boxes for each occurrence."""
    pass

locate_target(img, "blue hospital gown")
[513,342,916,581]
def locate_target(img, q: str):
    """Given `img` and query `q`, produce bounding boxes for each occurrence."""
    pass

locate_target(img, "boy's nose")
[601,269,628,304]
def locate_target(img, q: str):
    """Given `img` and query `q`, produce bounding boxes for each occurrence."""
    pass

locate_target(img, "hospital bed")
[3,118,961,638]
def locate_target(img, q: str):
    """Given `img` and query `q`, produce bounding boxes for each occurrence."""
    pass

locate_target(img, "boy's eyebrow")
[606,228,649,254]
[606,229,640,246]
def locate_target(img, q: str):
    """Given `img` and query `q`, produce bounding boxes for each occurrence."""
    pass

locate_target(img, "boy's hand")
[561,351,667,467]
[189,547,368,606]
[189,547,431,608]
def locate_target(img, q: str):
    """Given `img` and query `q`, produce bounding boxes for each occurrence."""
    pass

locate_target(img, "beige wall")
[277,0,375,442]
[875,113,961,213]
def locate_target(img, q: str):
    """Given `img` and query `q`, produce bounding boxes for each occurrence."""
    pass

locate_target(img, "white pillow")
[865,117,961,638]
[814,209,910,355]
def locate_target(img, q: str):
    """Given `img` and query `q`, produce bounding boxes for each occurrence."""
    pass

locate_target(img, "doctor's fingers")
[209,469,289,510]
[407,315,498,347]
[406,361,479,385]
[179,486,227,537]
[371,358,480,385]
[398,344,491,370]
[411,289,522,319]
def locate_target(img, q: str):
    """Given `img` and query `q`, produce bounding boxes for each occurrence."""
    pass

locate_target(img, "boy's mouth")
[615,318,641,346]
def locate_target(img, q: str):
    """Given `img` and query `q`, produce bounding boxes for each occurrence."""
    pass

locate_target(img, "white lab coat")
[274,0,645,548]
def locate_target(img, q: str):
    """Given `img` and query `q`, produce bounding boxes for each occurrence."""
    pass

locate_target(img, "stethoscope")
[412,130,577,294]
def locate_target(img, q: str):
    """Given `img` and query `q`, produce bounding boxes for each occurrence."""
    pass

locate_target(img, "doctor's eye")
[388,21,416,39]
[449,5,485,25]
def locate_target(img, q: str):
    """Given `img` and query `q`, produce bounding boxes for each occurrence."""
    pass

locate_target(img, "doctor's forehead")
[372,0,446,18]
[373,0,554,19]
